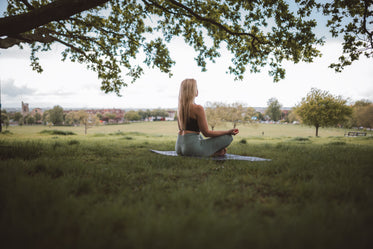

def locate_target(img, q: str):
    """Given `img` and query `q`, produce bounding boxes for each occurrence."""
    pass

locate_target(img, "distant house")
[31,108,43,116]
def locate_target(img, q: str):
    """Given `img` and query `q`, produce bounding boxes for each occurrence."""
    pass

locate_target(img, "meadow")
[1,122,372,249]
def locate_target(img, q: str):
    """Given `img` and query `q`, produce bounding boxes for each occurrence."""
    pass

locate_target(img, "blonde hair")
[178,79,198,130]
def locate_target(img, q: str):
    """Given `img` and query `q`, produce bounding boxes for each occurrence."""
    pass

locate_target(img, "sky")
[1,2,372,110]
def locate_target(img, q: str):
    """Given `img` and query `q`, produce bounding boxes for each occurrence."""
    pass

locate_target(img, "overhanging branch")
[0,0,109,37]
[362,0,373,49]
[165,0,264,43]
[0,28,55,48]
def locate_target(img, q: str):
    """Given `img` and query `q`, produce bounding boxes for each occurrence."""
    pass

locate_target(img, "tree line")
[204,89,373,137]
[0,106,172,126]
[1,89,372,136]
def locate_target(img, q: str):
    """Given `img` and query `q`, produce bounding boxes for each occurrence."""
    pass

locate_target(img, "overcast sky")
[1,2,372,110]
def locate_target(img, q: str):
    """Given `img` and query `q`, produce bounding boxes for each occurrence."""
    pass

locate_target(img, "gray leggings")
[175,133,233,157]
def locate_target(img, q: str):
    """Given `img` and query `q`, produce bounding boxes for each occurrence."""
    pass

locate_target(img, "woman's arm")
[195,105,239,137]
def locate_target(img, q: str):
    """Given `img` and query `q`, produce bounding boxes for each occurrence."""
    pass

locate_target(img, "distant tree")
[295,88,352,136]
[265,98,282,121]
[354,104,373,129]
[64,111,80,126]
[96,113,103,120]
[226,103,245,128]
[18,117,24,126]
[3,1,371,94]
[25,115,35,125]
[151,109,168,119]
[104,112,116,120]
[42,111,50,125]
[76,110,99,134]
[205,102,224,131]
[13,112,22,122]
[354,99,372,108]
[34,112,42,124]
[252,111,264,122]
[348,99,372,127]
[243,107,256,122]
[1,110,9,130]
[48,105,64,125]
[286,109,300,124]
[138,110,151,120]
[124,111,141,121]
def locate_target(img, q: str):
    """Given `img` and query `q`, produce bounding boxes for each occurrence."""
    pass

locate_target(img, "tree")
[205,102,224,130]
[295,88,352,136]
[354,104,373,129]
[34,112,42,124]
[48,105,64,125]
[76,110,100,134]
[243,107,256,122]
[1,110,9,130]
[13,112,23,123]
[2,1,371,95]
[42,111,50,125]
[151,109,168,119]
[265,98,282,121]
[226,103,245,128]
[25,115,35,125]
[322,1,373,72]
[347,99,372,128]
[286,109,300,124]
[124,110,141,121]
[138,109,152,121]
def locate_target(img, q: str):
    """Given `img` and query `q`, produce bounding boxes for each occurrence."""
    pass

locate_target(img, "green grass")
[0,122,373,249]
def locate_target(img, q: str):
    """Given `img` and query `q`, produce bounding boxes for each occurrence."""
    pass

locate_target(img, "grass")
[0,122,373,249]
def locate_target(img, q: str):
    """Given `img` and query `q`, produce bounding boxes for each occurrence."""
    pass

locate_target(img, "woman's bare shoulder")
[192,104,204,113]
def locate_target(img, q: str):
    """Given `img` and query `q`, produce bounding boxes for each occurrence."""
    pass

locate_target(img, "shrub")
[40,130,76,136]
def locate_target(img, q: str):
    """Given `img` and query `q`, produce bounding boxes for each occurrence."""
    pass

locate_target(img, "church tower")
[21,101,29,117]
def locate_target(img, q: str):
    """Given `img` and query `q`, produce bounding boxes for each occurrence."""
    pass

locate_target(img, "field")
[1,122,373,249]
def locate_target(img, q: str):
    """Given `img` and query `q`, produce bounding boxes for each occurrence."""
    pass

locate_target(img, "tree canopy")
[0,0,372,94]
[265,97,282,121]
[47,105,64,125]
[295,88,352,136]
[349,99,373,128]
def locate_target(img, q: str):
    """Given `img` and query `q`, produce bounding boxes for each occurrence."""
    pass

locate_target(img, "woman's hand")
[229,128,239,135]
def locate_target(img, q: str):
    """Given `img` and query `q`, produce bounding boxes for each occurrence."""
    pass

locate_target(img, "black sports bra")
[185,117,200,132]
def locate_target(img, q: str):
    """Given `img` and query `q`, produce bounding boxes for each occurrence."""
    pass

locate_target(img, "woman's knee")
[224,134,233,144]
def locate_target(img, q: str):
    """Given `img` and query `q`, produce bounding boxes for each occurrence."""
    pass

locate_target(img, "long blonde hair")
[178,79,198,130]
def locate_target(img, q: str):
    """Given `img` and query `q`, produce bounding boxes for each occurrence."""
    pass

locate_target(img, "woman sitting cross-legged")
[175,78,239,157]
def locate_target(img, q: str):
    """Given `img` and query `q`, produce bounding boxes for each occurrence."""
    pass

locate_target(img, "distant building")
[30,108,43,116]
[21,101,29,116]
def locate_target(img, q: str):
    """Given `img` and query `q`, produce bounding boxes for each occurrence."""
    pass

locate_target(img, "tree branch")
[362,0,373,49]
[142,0,191,18]
[0,0,109,37]
[165,0,264,43]
[0,28,55,48]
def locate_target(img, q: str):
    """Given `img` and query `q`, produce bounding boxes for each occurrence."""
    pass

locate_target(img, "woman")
[175,78,239,157]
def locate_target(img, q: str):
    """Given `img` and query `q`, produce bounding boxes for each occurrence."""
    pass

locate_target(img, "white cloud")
[1,78,36,97]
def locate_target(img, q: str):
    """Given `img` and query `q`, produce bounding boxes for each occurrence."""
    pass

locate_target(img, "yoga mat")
[150,150,271,162]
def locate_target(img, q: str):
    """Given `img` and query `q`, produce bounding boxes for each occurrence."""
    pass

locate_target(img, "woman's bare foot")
[212,148,227,157]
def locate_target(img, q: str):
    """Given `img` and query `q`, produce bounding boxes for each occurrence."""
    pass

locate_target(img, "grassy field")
[1,122,373,249]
